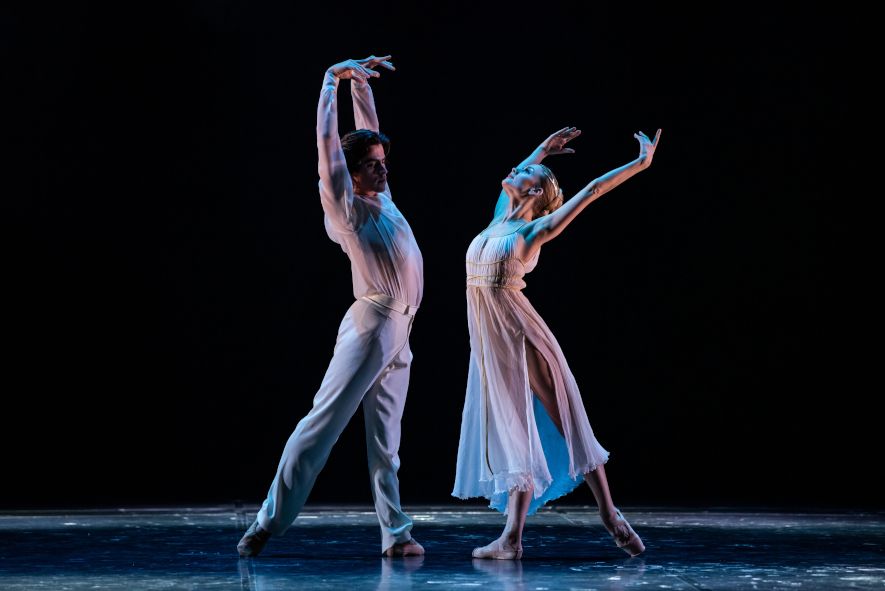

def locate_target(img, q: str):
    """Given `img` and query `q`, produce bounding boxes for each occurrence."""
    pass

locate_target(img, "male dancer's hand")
[540,127,582,156]
[328,55,396,83]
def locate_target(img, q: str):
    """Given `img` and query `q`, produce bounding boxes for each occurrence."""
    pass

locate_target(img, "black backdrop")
[3,2,871,509]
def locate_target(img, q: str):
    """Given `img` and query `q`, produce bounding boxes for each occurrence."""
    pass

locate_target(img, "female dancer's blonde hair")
[534,164,564,217]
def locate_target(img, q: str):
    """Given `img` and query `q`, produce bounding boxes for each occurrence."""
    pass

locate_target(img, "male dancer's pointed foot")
[384,538,425,557]
[604,509,645,557]
[237,520,272,558]
[472,537,523,560]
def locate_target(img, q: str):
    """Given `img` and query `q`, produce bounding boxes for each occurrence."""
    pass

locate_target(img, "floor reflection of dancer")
[237,55,424,558]
[376,556,425,591]
[472,559,526,591]
[452,126,662,559]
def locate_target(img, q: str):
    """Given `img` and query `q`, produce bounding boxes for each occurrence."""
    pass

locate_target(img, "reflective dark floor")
[1,505,883,590]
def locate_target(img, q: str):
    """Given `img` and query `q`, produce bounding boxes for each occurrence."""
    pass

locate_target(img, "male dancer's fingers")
[356,65,379,78]
[653,128,662,145]
[380,60,396,71]
[361,55,392,68]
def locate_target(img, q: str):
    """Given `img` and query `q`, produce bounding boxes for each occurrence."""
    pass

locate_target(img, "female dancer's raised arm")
[523,129,662,249]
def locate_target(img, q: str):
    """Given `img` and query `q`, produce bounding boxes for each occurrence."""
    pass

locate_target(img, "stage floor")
[1,505,883,590]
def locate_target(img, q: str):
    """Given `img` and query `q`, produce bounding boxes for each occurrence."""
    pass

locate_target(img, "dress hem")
[451,454,610,515]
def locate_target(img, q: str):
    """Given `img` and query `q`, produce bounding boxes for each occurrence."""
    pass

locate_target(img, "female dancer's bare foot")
[472,536,523,560]
[383,538,425,557]
[601,509,645,556]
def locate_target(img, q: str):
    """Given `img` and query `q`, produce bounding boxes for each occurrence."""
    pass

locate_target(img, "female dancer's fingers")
[380,60,396,71]
[653,128,662,145]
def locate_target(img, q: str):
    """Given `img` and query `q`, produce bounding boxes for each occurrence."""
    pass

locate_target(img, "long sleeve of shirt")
[317,70,354,233]
[351,78,380,133]
[351,78,391,196]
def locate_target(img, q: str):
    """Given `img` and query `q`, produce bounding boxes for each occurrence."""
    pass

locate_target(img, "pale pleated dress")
[452,222,610,515]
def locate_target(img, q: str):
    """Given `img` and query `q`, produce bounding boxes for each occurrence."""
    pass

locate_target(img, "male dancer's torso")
[322,189,424,309]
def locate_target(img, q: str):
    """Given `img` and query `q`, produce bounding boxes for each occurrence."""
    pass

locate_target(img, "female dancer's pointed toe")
[610,509,645,557]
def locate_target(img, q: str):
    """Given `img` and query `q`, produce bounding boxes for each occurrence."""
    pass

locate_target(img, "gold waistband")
[360,293,419,316]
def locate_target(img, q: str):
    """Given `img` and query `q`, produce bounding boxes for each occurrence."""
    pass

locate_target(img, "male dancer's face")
[352,144,388,196]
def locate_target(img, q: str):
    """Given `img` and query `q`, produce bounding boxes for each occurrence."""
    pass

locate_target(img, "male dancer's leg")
[363,320,415,553]
[256,301,405,535]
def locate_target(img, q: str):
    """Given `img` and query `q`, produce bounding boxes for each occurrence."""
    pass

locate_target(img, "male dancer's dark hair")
[342,129,390,173]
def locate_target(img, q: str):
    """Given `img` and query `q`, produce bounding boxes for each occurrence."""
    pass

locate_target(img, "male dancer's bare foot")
[472,536,523,560]
[601,509,645,556]
[383,538,425,557]
[237,520,272,558]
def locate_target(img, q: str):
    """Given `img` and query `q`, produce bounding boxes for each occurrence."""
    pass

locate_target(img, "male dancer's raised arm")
[318,56,395,231]
[351,57,391,132]
[351,55,394,195]
[317,62,363,230]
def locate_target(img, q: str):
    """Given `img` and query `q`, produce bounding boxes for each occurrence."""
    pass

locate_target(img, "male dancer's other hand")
[328,55,396,83]
[540,126,582,156]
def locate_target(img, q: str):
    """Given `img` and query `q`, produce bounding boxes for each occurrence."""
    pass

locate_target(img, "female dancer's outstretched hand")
[328,55,396,83]
[541,127,582,156]
[635,129,662,166]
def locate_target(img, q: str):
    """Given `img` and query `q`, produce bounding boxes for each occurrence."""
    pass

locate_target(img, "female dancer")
[453,126,661,559]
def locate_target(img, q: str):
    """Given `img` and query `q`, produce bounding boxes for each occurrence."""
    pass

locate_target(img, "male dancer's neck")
[355,189,382,202]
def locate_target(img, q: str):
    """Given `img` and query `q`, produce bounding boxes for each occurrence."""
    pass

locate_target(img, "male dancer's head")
[342,129,390,196]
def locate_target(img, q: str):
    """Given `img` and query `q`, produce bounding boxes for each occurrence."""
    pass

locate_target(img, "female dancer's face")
[502,165,544,202]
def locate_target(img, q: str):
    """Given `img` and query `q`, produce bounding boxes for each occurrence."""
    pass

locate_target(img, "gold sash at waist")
[360,293,419,316]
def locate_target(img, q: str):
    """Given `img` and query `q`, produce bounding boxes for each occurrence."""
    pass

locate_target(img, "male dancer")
[237,55,424,558]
